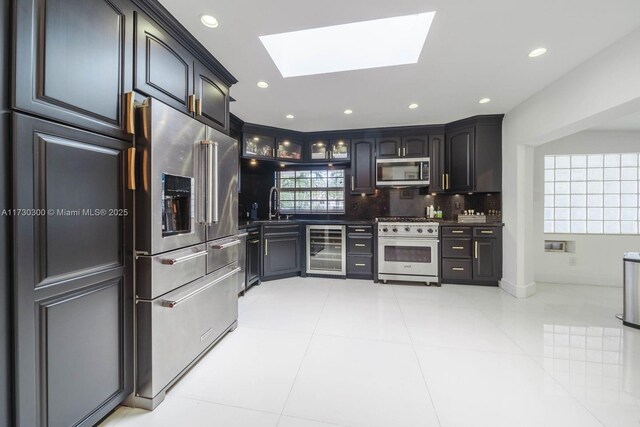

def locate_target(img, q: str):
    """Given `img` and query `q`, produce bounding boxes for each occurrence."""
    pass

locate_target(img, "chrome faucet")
[268,186,280,220]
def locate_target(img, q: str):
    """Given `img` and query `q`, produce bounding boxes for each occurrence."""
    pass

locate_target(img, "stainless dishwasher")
[306,225,346,276]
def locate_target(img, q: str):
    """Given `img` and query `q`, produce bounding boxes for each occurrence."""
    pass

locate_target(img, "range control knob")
[392,228,398,233]
[404,227,410,232]
[417,228,423,233]
[427,228,434,234]
[382,228,388,233]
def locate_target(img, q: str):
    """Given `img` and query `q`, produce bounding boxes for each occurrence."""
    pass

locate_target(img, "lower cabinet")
[246,227,261,289]
[440,226,502,285]
[346,225,374,279]
[262,224,301,280]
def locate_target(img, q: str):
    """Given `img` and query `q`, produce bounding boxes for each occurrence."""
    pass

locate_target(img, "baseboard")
[500,279,537,298]
[534,273,622,287]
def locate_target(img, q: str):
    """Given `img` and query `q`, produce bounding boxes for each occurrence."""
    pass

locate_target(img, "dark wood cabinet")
[12,114,133,427]
[246,228,261,289]
[14,0,135,140]
[429,134,446,192]
[276,137,304,162]
[329,138,350,161]
[346,226,373,279]
[134,12,193,114]
[350,138,375,194]
[307,137,351,162]
[262,224,301,279]
[446,126,475,192]
[193,61,229,133]
[440,226,502,285]
[376,137,402,158]
[243,133,275,159]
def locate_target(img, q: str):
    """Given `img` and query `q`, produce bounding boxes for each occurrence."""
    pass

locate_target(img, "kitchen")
[1,1,640,427]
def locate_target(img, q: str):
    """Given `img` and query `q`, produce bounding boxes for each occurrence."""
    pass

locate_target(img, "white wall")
[501,26,640,297]
[533,131,640,287]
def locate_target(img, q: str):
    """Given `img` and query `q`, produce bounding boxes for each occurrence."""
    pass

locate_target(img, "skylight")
[259,12,436,78]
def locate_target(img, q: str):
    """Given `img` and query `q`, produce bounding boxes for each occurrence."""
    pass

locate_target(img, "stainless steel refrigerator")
[128,98,240,410]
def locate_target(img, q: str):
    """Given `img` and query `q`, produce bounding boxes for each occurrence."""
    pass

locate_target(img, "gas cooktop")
[376,217,435,223]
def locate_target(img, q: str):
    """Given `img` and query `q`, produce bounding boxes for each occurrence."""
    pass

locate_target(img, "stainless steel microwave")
[376,157,430,187]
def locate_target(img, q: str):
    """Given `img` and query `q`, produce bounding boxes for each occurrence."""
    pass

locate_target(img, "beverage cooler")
[306,225,346,276]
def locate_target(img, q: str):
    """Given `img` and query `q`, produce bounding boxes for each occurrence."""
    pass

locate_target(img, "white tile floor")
[100,278,640,427]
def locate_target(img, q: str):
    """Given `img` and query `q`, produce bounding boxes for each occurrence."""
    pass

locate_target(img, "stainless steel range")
[377,218,439,285]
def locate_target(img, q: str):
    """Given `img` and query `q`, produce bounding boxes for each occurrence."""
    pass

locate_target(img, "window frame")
[275,168,346,214]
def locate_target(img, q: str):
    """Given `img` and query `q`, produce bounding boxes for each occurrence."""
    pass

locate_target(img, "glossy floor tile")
[100,279,640,427]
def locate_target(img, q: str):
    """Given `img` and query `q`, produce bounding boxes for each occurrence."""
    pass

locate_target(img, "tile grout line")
[275,279,338,427]
[474,297,608,427]
[391,285,443,427]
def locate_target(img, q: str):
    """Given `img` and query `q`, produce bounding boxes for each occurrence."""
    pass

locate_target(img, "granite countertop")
[238,219,375,229]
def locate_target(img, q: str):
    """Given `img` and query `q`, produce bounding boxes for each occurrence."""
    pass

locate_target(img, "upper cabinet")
[376,135,428,158]
[243,133,275,159]
[134,12,193,115]
[193,61,230,133]
[307,137,351,162]
[435,116,503,193]
[350,138,375,194]
[13,0,135,140]
[276,137,304,162]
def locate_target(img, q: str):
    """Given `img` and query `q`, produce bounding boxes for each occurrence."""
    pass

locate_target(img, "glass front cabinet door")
[276,137,303,162]
[330,138,350,161]
[243,134,275,159]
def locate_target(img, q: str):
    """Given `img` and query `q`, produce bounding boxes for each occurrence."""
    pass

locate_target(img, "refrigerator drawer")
[136,263,239,399]
[136,244,207,299]
[207,236,241,274]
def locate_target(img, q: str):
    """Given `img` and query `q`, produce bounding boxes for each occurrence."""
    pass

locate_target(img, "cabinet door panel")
[13,114,133,427]
[247,235,261,283]
[194,61,229,133]
[14,0,134,139]
[351,138,375,194]
[473,239,496,280]
[429,134,445,192]
[264,236,300,277]
[376,137,401,158]
[402,136,428,158]
[134,13,192,113]
[446,127,474,192]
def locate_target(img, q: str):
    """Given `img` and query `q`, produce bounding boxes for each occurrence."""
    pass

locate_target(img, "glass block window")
[544,153,640,234]
[275,169,345,214]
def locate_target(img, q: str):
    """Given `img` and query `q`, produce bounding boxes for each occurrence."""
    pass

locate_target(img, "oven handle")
[162,267,241,308]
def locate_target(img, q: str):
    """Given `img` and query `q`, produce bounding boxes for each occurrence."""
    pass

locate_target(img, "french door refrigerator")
[129,98,239,410]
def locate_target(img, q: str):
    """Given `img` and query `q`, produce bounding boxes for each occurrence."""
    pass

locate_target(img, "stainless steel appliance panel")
[136,263,240,399]
[135,98,207,254]
[377,237,439,278]
[207,236,241,275]
[136,244,208,299]
[306,225,346,276]
[205,126,238,241]
[237,233,248,293]
[376,157,430,187]
[623,252,640,329]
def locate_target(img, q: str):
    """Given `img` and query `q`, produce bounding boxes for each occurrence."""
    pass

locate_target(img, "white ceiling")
[591,110,640,131]
[159,0,640,132]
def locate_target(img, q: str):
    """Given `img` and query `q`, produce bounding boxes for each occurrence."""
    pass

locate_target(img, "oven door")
[376,158,430,187]
[378,237,438,277]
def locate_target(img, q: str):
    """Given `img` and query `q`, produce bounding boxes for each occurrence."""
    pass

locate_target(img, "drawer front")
[264,224,299,236]
[136,244,207,299]
[347,225,373,235]
[473,227,500,238]
[442,226,472,238]
[137,264,239,398]
[442,238,472,258]
[442,259,472,281]
[348,236,373,254]
[207,236,241,274]
[347,255,373,275]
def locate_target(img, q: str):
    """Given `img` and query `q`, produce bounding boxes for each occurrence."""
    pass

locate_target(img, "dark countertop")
[434,220,504,226]
[238,219,375,229]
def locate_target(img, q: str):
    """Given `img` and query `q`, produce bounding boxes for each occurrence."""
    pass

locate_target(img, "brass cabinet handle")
[475,241,478,259]
[127,147,136,190]
[351,176,355,191]
[403,147,406,157]
[452,267,464,271]
[397,147,401,157]
[355,263,366,267]
[265,239,268,256]
[354,228,366,232]
[354,243,366,247]
[196,98,202,116]
[125,91,135,134]
[446,173,450,189]
[480,230,494,234]
[452,246,464,250]
[451,230,464,234]
[188,94,196,113]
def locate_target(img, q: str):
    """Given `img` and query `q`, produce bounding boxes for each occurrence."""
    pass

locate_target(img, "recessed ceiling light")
[259,12,436,78]
[286,114,294,119]
[528,47,547,58]
[257,81,269,88]
[200,15,219,28]
[408,103,419,109]
[344,109,353,115]
[479,98,491,104]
